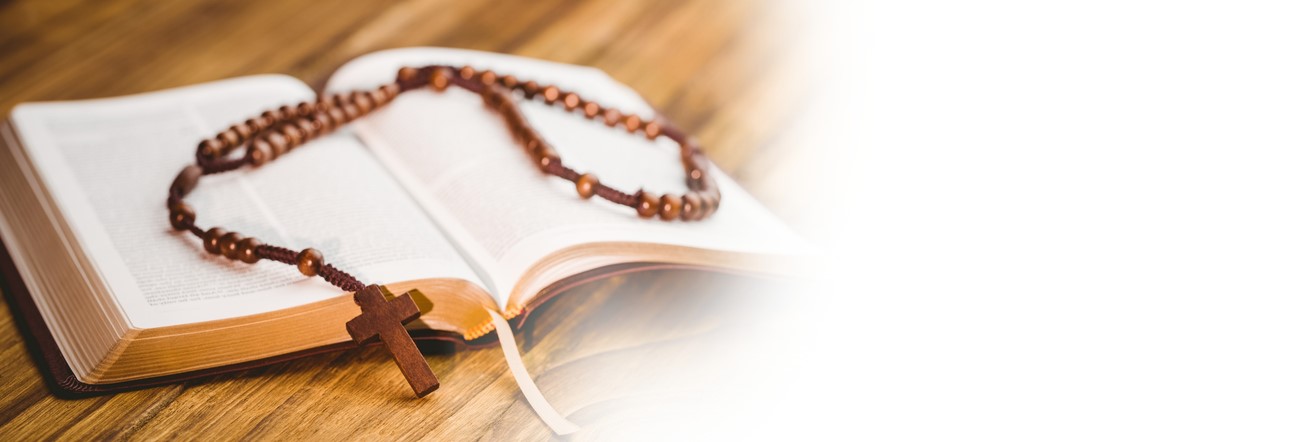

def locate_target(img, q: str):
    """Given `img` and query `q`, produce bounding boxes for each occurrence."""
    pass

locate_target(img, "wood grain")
[0,0,808,439]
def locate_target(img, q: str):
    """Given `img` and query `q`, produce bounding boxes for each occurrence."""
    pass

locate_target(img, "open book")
[0,47,805,395]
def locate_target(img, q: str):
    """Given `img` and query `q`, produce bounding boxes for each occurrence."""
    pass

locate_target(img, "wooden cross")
[345,284,440,397]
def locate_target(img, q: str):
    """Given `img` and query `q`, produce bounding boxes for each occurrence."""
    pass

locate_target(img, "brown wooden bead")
[636,192,661,219]
[219,129,240,147]
[198,138,224,161]
[380,84,400,100]
[170,165,203,197]
[328,107,347,128]
[525,138,543,155]
[576,174,599,199]
[248,139,273,166]
[296,102,316,117]
[501,74,518,89]
[459,66,476,81]
[245,117,265,133]
[624,114,642,133]
[659,194,682,221]
[367,89,388,107]
[644,121,661,139]
[522,81,540,99]
[537,147,559,170]
[218,232,243,260]
[295,118,317,140]
[479,70,497,86]
[267,132,289,158]
[562,93,580,111]
[397,66,418,84]
[297,248,323,277]
[603,108,622,127]
[353,92,374,114]
[699,192,717,217]
[681,192,702,221]
[236,237,262,264]
[262,109,284,122]
[313,111,335,132]
[279,105,298,119]
[233,122,254,140]
[430,68,450,92]
[169,202,195,231]
[583,102,601,119]
[542,86,560,104]
[202,227,226,254]
[313,96,334,112]
[281,124,304,148]
[342,103,360,122]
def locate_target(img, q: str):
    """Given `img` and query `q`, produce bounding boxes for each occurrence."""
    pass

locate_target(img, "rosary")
[163,65,722,397]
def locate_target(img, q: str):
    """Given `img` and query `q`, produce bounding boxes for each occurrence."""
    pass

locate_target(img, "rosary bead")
[699,192,718,217]
[537,147,559,170]
[367,89,388,107]
[234,122,254,140]
[169,202,195,231]
[542,86,560,104]
[313,111,335,132]
[479,70,497,87]
[236,237,262,264]
[328,107,347,127]
[576,174,599,199]
[636,192,661,219]
[659,194,682,221]
[198,138,224,161]
[219,129,240,147]
[624,114,642,133]
[644,121,661,139]
[380,83,399,100]
[295,118,317,140]
[279,105,298,120]
[397,66,418,84]
[297,102,316,117]
[501,74,518,89]
[218,231,243,260]
[170,165,203,197]
[267,132,289,158]
[245,117,266,133]
[353,92,374,114]
[583,102,601,119]
[603,108,622,127]
[282,124,304,148]
[248,139,273,166]
[430,67,451,92]
[563,93,580,111]
[297,248,323,277]
[262,109,283,123]
[341,103,360,122]
[681,193,702,221]
[202,227,226,254]
[522,81,540,99]
[458,66,476,81]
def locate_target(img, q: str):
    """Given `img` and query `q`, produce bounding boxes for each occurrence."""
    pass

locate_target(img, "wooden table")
[0,0,809,438]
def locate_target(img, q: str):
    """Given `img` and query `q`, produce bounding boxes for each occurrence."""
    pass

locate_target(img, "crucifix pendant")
[345,284,440,397]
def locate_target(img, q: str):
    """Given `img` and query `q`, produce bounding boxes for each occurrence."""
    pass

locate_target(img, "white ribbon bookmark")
[488,310,581,435]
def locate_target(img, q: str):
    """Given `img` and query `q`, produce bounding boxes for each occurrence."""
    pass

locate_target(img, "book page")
[327,48,808,309]
[10,75,482,328]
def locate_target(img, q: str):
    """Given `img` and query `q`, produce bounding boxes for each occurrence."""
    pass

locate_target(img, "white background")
[797,1,1300,440]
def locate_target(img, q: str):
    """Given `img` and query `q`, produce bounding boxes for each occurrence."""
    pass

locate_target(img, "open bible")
[0,47,806,396]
